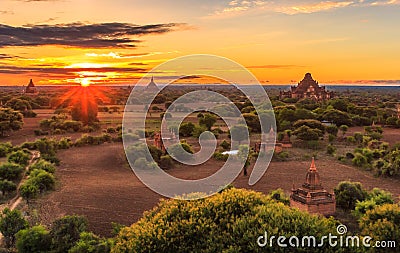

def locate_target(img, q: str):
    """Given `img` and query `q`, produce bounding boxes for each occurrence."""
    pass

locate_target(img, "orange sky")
[0,0,399,86]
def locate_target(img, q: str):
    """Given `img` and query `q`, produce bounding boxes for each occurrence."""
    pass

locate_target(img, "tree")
[0,179,17,196]
[69,232,112,253]
[0,208,28,247]
[321,109,352,126]
[293,119,325,132]
[112,188,340,253]
[16,225,52,253]
[293,125,322,141]
[339,125,349,137]
[179,122,195,137]
[167,143,193,162]
[20,181,39,201]
[242,113,260,133]
[325,125,338,136]
[359,204,400,243]
[334,181,367,210]
[237,145,250,176]
[230,124,248,145]
[0,108,23,137]
[50,215,88,253]
[199,113,217,131]
[0,162,24,181]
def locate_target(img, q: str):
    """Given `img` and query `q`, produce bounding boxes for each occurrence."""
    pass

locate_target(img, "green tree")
[7,150,30,166]
[50,215,88,253]
[0,162,24,181]
[230,124,248,145]
[334,181,367,210]
[293,125,322,141]
[0,179,17,196]
[199,113,217,131]
[16,225,52,253]
[0,108,23,137]
[0,208,28,247]
[69,232,112,253]
[167,143,193,161]
[179,122,195,137]
[112,188,341,253]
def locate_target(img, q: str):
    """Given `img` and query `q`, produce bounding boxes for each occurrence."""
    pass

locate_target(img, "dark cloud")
[0,22,187,48]
[0,54,21,59]
[0,65,148,75]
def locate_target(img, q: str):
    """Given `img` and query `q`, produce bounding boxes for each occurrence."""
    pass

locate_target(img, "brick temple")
[280,73,333,101]
[25,79,37,94]
[290,158,336,216]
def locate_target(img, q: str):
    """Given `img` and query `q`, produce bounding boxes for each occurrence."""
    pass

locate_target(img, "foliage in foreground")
[112,188,342,253]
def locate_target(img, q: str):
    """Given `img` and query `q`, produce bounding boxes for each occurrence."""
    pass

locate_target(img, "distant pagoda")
[25,79,37,94]
[290,158,336,216]
[280,73,333,101]
[145,76,159,92]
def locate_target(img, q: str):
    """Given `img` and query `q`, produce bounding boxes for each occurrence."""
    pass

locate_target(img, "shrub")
[167,143,193,162]
[28,159,56,174]
[20,181,39,200]
[326,144,336,155]
[7,150,30,166]
[16,225,51,253]
[29,169,56,191]
[213,152,229,161]
[0,142,12,157]
[0,180,17,196]
[159,155,173,170]
[334,181,367,210]
[50,215,88,253]
[69,232,112,253]
[219,139,230,150]
[0,162,24,181]
[0,208,28,247]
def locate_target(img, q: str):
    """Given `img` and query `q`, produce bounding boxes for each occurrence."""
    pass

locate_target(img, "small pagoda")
[290,158,336,216]
[280,73,333,101]
[25,79,37,94]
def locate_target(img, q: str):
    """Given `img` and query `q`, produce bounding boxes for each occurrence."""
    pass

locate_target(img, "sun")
[80,78,91,87]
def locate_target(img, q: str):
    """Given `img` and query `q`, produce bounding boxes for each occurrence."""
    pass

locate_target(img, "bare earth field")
[33,143,400,237]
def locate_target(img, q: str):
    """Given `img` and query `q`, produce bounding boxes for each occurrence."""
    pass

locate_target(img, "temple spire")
[309,157,317,172]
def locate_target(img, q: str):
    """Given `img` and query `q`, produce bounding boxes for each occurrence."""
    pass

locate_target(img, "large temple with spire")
[290,158,336,216]
[24,79,37,94]
[280,73,333,101]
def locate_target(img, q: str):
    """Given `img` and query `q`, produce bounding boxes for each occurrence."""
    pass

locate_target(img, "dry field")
[33,142,400,236]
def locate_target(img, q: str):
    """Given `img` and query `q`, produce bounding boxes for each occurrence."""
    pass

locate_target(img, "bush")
[16,225,51,253]
[50,215,88,253]
[7,150,30,166]
[219,139,230,150]
[0,180,17,196]
[159,155,173,170]
[0,208,28,247]
[28,159,56,174]
[0,162,24,181]
[326,144,336,155]
[334,181,367,210]
[29,169,56,191]
[167,143,193,162]
[20,181,39,200]
[213,152,229,161]
[69,232,112,253]
[0,142,12,157]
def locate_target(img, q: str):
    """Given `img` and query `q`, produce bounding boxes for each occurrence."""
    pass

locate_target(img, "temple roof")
[27,79,35,87]
[304,157,321,187]
[146,76,159,91]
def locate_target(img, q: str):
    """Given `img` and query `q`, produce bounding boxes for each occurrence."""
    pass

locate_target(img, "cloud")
[0,65,147,75]
[0,10,14,15]
[246,64,305,69]
[209,0,400,17]
[0,54,20,59]
[85,51,179,59]
[0,22,187,48]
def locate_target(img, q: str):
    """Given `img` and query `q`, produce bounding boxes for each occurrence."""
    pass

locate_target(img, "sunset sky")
[0,0,399,86]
